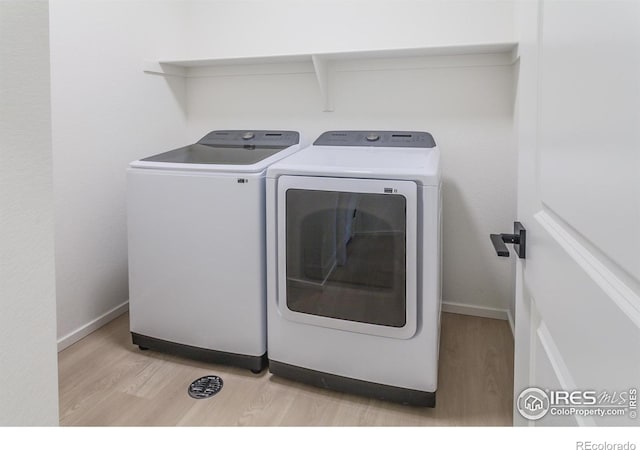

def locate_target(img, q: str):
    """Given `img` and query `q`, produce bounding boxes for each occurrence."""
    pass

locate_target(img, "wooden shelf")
[144,42,518,112]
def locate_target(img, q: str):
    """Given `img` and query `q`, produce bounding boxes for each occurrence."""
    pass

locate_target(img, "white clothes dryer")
[265,130,441,405]
[127,130,302,372]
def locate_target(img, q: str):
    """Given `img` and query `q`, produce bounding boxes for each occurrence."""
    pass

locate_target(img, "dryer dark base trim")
[131,333,267,372]
[269,360,436,407]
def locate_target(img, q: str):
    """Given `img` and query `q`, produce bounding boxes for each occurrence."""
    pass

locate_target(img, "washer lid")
[141,143,289,165]
[131,130,300,172]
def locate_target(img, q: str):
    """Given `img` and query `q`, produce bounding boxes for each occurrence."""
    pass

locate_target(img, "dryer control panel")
[313,131,436,148]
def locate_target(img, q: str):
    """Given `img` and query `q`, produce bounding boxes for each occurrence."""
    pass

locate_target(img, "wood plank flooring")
[58,312,514,426]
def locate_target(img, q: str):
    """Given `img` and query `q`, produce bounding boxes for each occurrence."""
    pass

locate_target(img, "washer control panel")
[199,130,300,147]
[314,131,435,148]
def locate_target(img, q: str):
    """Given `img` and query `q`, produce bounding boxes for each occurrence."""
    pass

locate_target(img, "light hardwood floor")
[58,312,514,426]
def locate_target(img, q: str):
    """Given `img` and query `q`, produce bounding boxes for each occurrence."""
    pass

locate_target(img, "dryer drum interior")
[285,189,408,328]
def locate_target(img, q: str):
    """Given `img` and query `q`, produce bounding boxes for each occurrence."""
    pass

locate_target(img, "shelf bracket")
[311,55,333,112]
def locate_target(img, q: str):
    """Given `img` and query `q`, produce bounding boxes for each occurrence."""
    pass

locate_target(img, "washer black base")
[131,332,267,372]
[269,360,435,407]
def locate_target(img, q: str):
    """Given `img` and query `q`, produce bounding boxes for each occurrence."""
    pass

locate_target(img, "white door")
[513,1,640,426]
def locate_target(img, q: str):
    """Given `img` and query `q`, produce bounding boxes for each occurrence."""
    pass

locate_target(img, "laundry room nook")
[2,0,639,445]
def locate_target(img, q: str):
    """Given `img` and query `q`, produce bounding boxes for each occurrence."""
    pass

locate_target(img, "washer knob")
[366,134,380,142]
[242,132,255,140]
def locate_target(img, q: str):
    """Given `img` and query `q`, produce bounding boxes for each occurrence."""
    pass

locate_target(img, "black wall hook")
[490,222,526,259]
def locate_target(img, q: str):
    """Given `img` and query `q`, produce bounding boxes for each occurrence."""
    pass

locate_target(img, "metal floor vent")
[188,375,223,399]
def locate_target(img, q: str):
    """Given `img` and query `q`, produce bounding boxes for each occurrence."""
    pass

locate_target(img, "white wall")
[0,0,59,425]
[51,0,517,347]
[184,0,518,314]
[182,0,515,58]
[50,0,189,346]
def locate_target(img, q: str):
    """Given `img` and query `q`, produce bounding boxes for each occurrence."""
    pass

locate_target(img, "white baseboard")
[57,301,129,352]
[442,301,510,322]
[57,300,512,352]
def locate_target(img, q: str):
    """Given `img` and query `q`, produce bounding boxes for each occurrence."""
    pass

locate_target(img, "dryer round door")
[276,175,418,339]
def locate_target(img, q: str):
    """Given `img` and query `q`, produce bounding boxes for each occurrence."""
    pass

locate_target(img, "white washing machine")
[127,130,302,372]
[265,130,441,405]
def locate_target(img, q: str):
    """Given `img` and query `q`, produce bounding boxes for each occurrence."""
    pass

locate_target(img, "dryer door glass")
[285,189,406,327]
